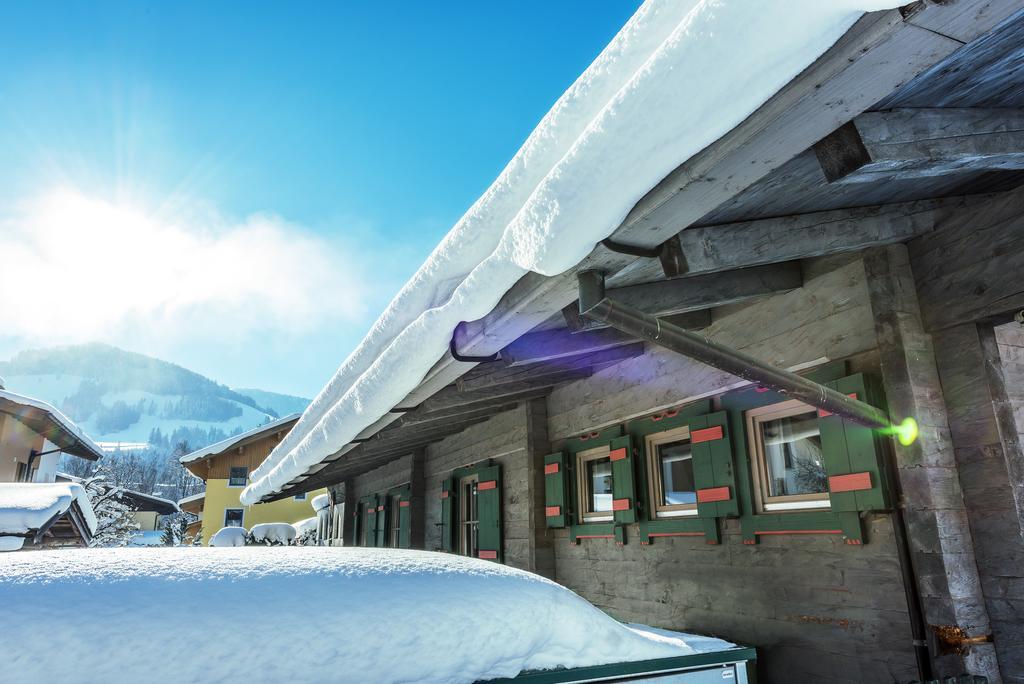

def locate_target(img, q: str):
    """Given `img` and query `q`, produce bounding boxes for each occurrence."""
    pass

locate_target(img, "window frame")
[645,425,698,519]
[293,492,306,500]
[574,444,615,523]
[746,398,830,513]
[227,466,248,488]
[457,473,480,557]
[223,508,244,527]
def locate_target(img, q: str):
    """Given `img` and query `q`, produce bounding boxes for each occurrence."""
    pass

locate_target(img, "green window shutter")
[362,495,377,548]
[398,485,412,549]
[609,435,637,524]
[819,373,891,512]
[374,494,387,547]
[440,476,455,552]
[690,411,738,543]
[476,464,502,561]
[543,451,569,528]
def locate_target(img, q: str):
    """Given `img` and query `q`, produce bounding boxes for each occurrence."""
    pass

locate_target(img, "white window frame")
[645,425,699,519]
[223,508,245,527]
[746,399,831,513]
[575,445,614,523]
[227,466,248,488]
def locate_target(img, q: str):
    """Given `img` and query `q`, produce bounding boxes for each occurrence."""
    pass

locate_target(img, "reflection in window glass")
[587,458,613,512]
[760,410,826,497]
[224,509,244,527]
[658,440,696,506]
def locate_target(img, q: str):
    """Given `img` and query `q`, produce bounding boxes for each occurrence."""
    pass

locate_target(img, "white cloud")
[0,188,369,347]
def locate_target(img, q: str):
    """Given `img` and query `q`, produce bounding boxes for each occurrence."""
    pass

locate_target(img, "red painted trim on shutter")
[544,463,560,475]
[478,550,497,559]
[478,480,497,491]
[609,447,628,461]
[366,508,374,514]
[691,426,724,443]
[755,529,842,536]
[696,486,730,503]
[817,393,859,417]
[612,498,631,511]
[377,505,384,511]
[440,491,449,499]
[648,532,703,538]
[829,471,872,493]
[545,506,561,517]
[399,501,411,508]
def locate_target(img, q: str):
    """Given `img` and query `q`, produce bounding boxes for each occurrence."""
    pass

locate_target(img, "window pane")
[224,509,243,527]
[658,440,696,505]
[587,458,613,512]
[229,467,248,486]
[760,410,826,497]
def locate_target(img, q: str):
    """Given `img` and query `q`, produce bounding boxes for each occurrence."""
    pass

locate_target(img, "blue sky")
[0,2,641,398]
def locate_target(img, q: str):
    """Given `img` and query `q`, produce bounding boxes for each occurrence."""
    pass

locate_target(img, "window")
[747,399,829,512]
[645,426,697,518]
[15,461,33,483]
[294,492,306,500]
[389,494,402,548]
[458,473,479,557]
[575,445,614,523]
[224,508,244,527]
[228,466,248,487]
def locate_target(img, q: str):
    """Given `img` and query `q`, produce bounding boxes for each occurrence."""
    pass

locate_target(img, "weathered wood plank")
[814,108,1024,183]
[612,196,984,286]
[500,326,637,367]
[455,344,643,392]
[594,262,802,321]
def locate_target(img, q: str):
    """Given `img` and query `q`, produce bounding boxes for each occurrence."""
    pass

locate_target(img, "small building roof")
[179,414,300,465]
[118,489,179,516]
[0,389,105,461]
[178,491,205,514]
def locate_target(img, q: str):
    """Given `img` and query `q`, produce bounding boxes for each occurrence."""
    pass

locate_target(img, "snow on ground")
[243,0,899,505]
[0,482,97,551]
[250,522,297,545]
[0,547,732,683]
[208,526,248,547]
[129,530,166,546]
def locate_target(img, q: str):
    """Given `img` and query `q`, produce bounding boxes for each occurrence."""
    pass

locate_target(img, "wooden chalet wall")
[545,254,919,684]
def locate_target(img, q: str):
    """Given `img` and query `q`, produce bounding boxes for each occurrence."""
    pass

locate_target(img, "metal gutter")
[577,270,901,432]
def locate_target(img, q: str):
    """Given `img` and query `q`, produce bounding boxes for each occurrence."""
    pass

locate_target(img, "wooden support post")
[340,479,355,547]
[409,447,426,550]
[864,245,1000,682]
[523,397,555,579]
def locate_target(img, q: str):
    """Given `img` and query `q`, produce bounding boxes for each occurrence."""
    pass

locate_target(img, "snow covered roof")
[0,547,735,682]
[180,413,300,465]
[0,482,97,551]
[117,489,179,515]
[242,0,899,504]
[178,491,205,506]
[0,389,105,461]
[310,492,330,512]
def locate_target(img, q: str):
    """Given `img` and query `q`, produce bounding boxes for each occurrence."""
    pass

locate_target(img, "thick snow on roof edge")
[0,482,97,538]
[0,547,733,682]
[243,0,899,504]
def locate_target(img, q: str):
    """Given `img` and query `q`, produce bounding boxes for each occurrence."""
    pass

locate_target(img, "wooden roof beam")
[814,108,1024,184]
[563,263,800,333]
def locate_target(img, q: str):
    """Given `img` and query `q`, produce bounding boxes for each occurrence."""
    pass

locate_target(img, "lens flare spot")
[894,416,919,446]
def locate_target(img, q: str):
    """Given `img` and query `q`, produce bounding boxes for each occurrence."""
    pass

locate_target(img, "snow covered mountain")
[0,344,309,448]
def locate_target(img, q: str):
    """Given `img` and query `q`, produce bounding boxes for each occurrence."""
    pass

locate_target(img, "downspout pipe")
[577,270,894,431]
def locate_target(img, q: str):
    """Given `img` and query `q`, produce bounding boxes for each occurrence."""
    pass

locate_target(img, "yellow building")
[180,415,325,544]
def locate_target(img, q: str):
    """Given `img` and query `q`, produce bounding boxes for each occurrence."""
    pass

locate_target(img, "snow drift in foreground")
[0,482,97,551]
[208,526,247,547]
[242,0,899,505]
[0,548,732,683]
